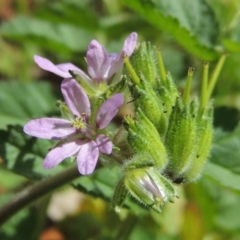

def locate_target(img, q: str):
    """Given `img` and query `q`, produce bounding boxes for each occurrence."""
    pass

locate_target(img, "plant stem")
[0,165,80,226]
[114,213,138,240]
[123,54,140,85]
[200,62,209,110]
[207,54,226,101]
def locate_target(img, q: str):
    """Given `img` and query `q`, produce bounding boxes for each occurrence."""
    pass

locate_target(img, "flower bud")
[124,167,178,212]
[165,99,197,180]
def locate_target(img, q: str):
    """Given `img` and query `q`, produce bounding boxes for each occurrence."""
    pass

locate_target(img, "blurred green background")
[1,0,240,239]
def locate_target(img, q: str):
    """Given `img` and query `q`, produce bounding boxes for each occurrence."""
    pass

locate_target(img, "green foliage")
[121,0,220,60]
[0,81,60,129]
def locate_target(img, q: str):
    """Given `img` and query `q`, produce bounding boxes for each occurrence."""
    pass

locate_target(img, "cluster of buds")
[23,32,225,213]
[112,42,225,212]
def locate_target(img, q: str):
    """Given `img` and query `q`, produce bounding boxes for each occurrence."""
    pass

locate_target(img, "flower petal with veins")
[97,93,124,129]
[77,140,99,175]
[43,140,82,169]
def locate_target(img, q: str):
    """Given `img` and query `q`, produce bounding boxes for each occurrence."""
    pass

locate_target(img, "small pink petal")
[96,93,124,129]
[43,140,82,169]
[86,40,110,82]
[121,32,138,56]
[61,78,91,117]
[34,55,71,78]
[56,63,82,73]
[107,32,138,79]
[24,118,75,140]
[77,140,99,175]
[96,134,113,154]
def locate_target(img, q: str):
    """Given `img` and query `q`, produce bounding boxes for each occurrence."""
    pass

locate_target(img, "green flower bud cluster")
[112,42,225,212]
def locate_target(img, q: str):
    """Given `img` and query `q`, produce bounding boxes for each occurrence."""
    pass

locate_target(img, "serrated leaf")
[121,0,220,60]
[72,167,120,200]
[0,15,93,52]
[0,81,59,129]
[0,125,64,180]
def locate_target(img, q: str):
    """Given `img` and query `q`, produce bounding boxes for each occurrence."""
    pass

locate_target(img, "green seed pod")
[155,73,179,118]
[123,110,168,170]
[165,99,198,180]
[124,167,178,213]
[130,42,157,85]
[128,82,168,136]
[184,107,213,182]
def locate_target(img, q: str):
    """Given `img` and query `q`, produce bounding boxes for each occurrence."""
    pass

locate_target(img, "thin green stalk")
[200,62,209,109]
[207,55,226,101]
[123,54,140,85]
[156,49,166,82]
[114,213,138,240]
[183,67,194,105]
[0,165,80,226]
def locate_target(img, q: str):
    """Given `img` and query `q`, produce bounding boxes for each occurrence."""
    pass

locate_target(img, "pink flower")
[24,78,124,175]
[34,32,138,83]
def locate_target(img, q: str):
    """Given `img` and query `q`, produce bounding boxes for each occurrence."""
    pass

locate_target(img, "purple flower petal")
[77,140,99,175]
[107,32,138,79]
[61,78,91,117]
[86,40,110,82]
[56,63,82,73]
[96,134,113,154]
[34,55,72,78]
[96,93,124,129]
[24,118,75,140]
[43,140,82,169]
[121,32,138,56]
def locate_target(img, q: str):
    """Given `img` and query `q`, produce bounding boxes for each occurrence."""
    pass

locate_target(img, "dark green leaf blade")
[121,0,220,60]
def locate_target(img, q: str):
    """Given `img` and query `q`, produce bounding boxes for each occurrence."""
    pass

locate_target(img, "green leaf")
[0,125,64,180]
[210,125,240,173]
[203,162,240,192]
[120,0,220,60]
[202,125,240,192]
[222,19,240,53]
[0,15,93,52]
[0,193,38,239]
[0,81,59,129]
[72,167,121,200]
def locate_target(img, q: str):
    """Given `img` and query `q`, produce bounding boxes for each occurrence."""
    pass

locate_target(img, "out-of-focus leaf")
[222,16,240,53]
[0,125,64,180]
[72,167,120,201]
[36,1,99,31]
[120,0,220,60]
[210,125,240,173]
[0,193,37,239]
[203,162,240,192]
[0,81,59,129]
[0,168,26,189]
[0,15,93,52]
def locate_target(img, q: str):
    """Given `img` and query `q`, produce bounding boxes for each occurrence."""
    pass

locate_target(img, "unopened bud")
[124,167,178,212]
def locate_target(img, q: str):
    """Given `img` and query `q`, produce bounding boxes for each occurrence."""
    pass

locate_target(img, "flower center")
[72,116,87,130]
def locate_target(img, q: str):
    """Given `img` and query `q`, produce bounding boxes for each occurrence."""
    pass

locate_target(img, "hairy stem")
[0,165,80,226]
